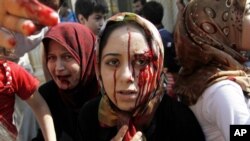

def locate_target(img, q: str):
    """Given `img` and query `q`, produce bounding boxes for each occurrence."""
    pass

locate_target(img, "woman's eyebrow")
[102,53,120,59]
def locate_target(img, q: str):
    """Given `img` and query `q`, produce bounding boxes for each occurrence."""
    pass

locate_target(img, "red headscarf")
[43,22,99,107]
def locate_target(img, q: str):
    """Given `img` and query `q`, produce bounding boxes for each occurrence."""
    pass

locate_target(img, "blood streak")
[7,38,16,48]
[137,50,155,104]
[21,21,36,36]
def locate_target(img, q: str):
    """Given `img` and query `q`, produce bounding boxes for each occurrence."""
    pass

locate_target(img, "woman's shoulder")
[204,80,242,96]
[77,95,101,131]
[79,95,102,117]
[39,81,57,91]
[38,81,58,98]
[204,80,242,92]
[201,80,245,107]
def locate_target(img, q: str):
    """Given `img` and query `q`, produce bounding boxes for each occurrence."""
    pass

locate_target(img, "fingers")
[131,131,143,141]
[2,15,36,36]
[0,0,58,36]
[111,125,144,141]
[5,0,59,26]
[111,125,128,141]
[0,28,16,49]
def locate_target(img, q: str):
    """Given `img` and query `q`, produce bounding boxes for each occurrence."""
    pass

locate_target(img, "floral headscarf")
[95,12,164,140]
[42,22,99,107]
[174,0,250,105]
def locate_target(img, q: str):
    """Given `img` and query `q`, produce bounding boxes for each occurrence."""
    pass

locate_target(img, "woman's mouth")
[56,75,71,89]
[118,90,137,95]
[116,90,138,100]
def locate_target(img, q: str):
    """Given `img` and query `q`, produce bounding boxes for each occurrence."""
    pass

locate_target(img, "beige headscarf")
[174,0,250,105]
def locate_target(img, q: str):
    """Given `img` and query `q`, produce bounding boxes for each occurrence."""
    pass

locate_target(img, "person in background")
[0,0,59,141]
[76,12,205,141]
[32,22,99,141]
[142,1,179,73]
[75,0,109,35]
[14,54,38,141]
[174,0,250,140]
[141,1,180,99]
[8,1,63,140]
[0,50,56,141]
[59,1,77,22]
[132,0,146,15]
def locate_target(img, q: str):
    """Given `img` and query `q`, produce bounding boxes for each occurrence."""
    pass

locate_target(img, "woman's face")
[100,25,154,112]
[47,40,81,90]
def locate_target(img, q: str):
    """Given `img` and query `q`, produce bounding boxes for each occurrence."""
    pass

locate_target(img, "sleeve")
[204,80,250,141]
[10,61,39,100]
[13,27,48,58]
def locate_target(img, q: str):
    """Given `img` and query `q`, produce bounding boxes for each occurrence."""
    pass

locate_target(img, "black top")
[33,81,92,141]
[76,94,205,141]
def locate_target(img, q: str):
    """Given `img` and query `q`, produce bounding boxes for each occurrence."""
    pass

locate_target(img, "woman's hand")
[111,125,144,141]
[0,0,59,49]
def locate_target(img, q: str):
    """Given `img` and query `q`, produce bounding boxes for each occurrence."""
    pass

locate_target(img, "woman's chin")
[57,83,72,90]
[117,103,136,112]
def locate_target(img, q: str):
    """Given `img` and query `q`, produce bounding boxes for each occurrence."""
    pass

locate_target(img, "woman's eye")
[106,59,119,67]
[47,56,56,62]
[134,59,149,67]
[63,54,73,61]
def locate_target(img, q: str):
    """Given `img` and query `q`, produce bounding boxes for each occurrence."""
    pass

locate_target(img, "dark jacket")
[76,94,205,141]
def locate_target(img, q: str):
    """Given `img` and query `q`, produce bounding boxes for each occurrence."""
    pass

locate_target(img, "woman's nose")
[55,59,65,71]
[120,64,135,83]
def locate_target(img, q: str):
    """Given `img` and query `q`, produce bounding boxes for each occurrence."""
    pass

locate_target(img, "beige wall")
[28,44,46,84]
[71,0,76,11]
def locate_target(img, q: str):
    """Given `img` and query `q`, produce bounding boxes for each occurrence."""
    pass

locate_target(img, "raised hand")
[0,0,59,49]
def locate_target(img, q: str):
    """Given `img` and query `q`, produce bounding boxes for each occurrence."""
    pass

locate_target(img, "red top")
[0,60,39,136]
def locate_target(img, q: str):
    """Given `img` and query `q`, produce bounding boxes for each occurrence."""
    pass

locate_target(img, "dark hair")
[39,0,64,10]
[61,1,69,7]
[75,0,108,20]
[133,0,146,5]
[142,1,163,25]
[98,21,150,63]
